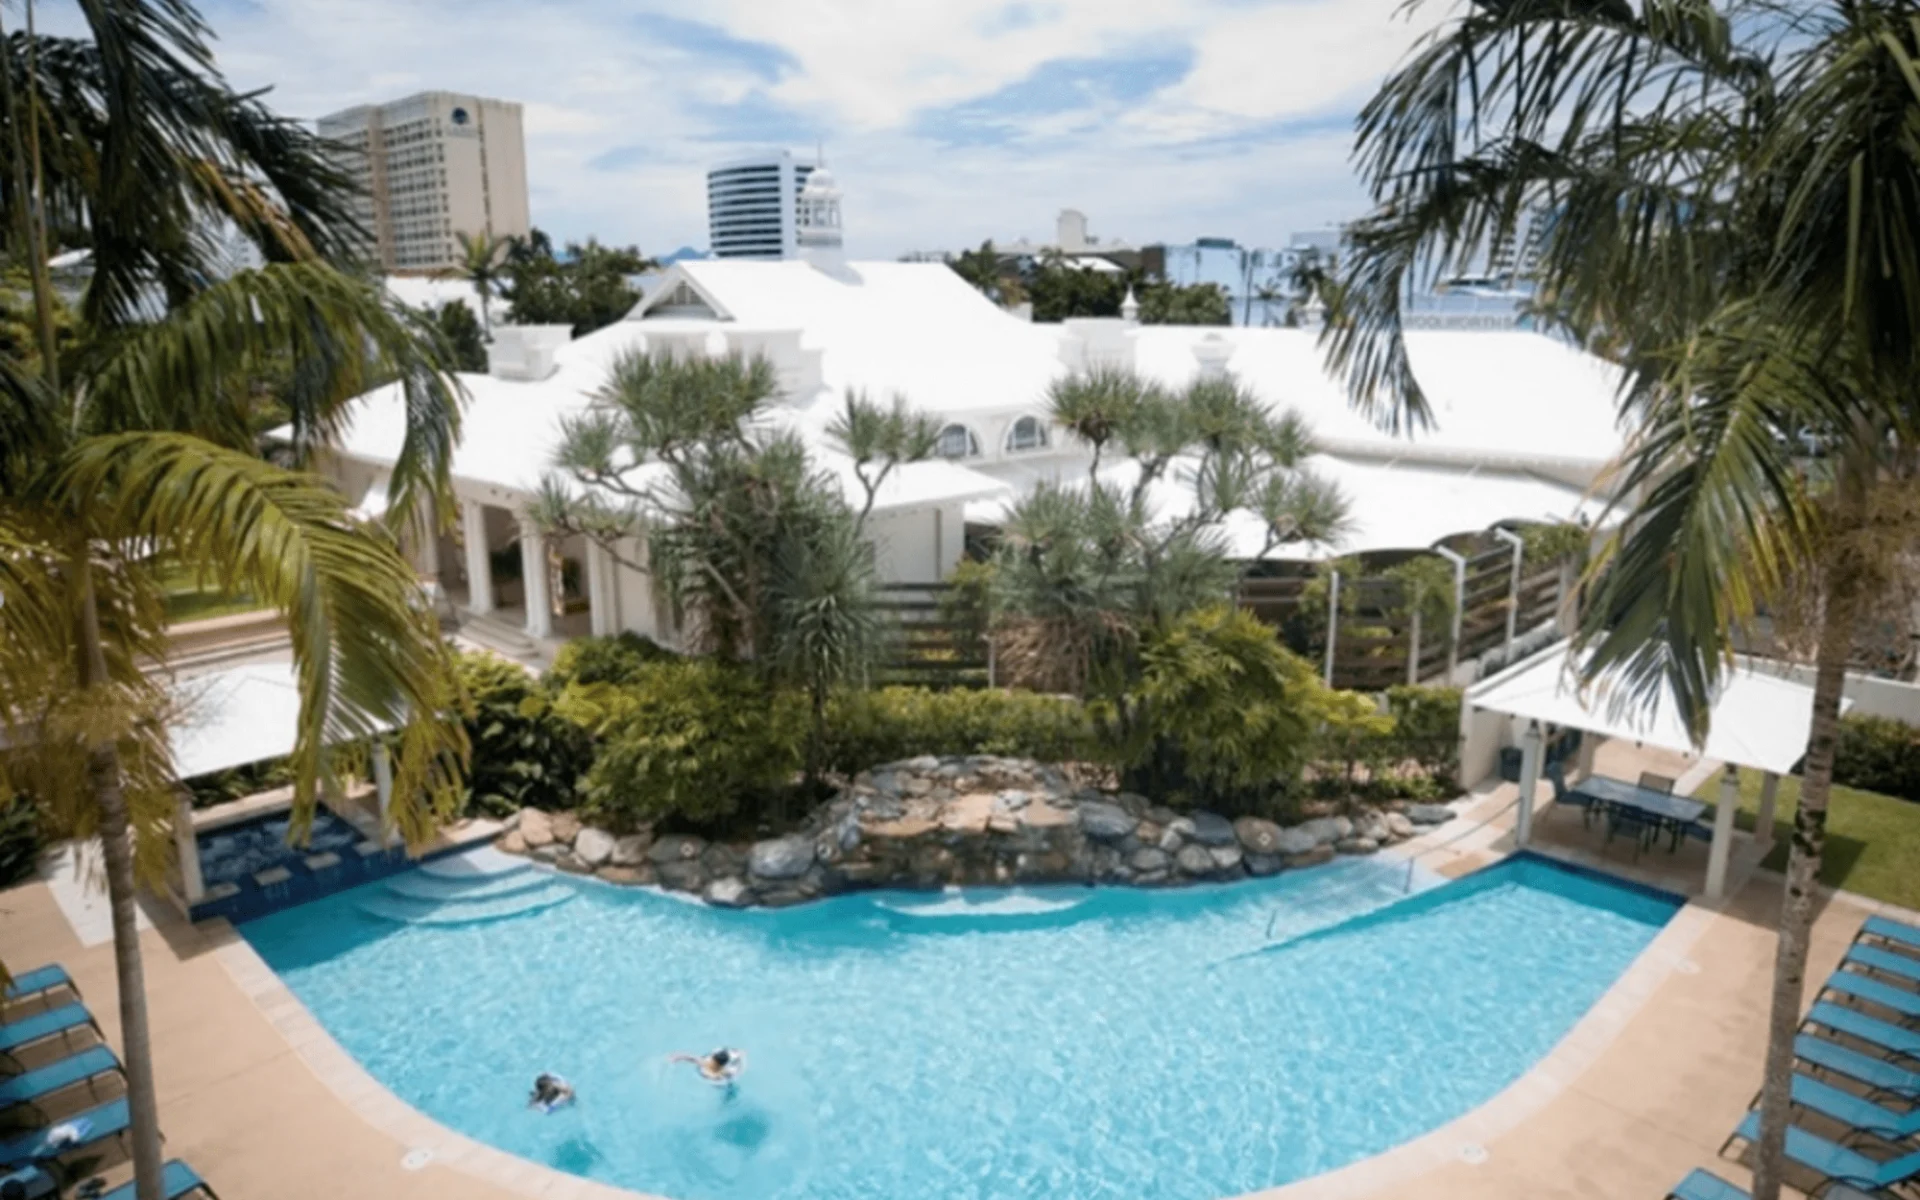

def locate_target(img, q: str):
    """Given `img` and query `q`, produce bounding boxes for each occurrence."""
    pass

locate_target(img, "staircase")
[455,610,544,663]
[357,846,576,926]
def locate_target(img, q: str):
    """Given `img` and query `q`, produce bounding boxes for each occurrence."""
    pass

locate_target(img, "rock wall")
[494,755,1457,909]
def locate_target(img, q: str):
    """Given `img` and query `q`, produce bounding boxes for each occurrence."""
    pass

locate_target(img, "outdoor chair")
[1745,1072,1920,1144]
[95,1160,219,1200]
[1545,761,1597,829]
[0,1047,121,1121]
[1848,945,1920,991]
[0,1007,100,1072]
[1,969,76,1009]
[0,1096,131,1176]
[1639,771,1678,793]
[1860,917,1920,960]
[1798,1033,1920,1104]
[1604,803,1660,857]
[1821,970,1920,1026]
[1806,1002,1920,1066]
[1726,1111,1920,1196]
[1667,1169,1752,1200]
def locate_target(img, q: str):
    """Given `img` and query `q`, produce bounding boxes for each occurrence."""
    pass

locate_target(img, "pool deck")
[0,759,1887,1200]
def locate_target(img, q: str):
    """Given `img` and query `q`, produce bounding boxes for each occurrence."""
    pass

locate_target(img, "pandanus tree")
[1329,4,1920,1194]
[0,4,467,1198]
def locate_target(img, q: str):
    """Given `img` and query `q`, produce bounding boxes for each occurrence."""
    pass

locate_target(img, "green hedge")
[822,686,1092,776]
[1836,714,1920,802]
[456,651,595,818]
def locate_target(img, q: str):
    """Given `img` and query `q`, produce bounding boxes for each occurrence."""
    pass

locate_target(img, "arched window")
[1005,415,1050,453]
[936,423,981,459]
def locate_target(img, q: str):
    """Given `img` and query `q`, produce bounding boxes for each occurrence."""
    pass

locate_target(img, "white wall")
[867,506,964,583]
[1738,655,1920,725]
[611,535,660,640]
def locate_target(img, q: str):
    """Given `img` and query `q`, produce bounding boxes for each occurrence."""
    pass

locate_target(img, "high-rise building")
[706,151,815,259]
[317,91,530,275]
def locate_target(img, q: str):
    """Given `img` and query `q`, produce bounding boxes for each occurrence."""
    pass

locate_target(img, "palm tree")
[442,229,516,338]
[825,389,940,532]
[0,7,467,1199]
[1326,5,1920,1196]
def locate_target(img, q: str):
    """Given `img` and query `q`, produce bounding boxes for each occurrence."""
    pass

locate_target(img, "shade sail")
[1469,643,1843,777]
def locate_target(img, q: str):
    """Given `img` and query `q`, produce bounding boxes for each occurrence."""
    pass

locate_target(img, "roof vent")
[486,325,573,381]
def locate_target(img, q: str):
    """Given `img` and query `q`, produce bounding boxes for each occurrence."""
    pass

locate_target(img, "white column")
[463,500,495,615]
[174,795,204,905]
[1515,721,1544,848]
[586,540,613,637]
[519,519,553,639]
[1495,528,1525,654]
[1754,772,1781,850]
[1323,569,1341,686]
[1436,546,1467,679]
[372,743,394,844]
[1407,607,1422,686]
[1705,764,1741,900]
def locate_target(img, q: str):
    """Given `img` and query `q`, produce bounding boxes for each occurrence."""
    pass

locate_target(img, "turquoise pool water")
[242,853,1677,1200]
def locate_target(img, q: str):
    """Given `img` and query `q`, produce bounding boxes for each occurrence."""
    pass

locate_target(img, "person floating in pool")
[528,1072,575,1114]
[670,1047,745,1087]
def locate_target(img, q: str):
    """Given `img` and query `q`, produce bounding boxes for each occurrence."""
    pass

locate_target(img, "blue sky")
[178,0,1440,257]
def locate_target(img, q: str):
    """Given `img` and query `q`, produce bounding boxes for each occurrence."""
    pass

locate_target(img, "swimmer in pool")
[528,1073,575,1112]
[669,1047,745,1084]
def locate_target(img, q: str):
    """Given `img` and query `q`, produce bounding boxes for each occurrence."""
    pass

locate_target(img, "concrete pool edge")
[208,839,1709,1200]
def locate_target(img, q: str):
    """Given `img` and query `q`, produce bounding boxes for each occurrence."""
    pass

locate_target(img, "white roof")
[1468,642,1844,776]
[167,663,394,780]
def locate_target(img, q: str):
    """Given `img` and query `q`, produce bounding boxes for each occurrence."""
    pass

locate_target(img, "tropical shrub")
[182,756,295,809]
[1384,685,1463,783]
[822,686,1093,774]
[546,632,678,689]
[1100,606,1327,815]
[455,652,594,817]
[1835,714,1920,802]
[0,794,43,887]
[573,659,805,830]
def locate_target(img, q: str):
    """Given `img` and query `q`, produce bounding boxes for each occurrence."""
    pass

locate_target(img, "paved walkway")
[0,772,1887,1200]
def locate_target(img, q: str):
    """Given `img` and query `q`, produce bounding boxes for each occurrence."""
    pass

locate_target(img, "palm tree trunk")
[1750,566,1858,1200]
[74,564,166,1200]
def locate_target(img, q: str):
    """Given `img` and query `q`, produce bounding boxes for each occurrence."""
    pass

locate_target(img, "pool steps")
[356,848,578,925]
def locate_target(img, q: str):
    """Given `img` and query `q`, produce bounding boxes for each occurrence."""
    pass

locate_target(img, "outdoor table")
[1568,774,1709,853]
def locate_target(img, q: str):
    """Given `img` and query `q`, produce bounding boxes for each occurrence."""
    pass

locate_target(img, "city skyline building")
[317,91,530,275]
[706,150,817,259]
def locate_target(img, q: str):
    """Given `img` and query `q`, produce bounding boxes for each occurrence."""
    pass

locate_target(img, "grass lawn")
[159,564,264,624]
[1694,768,1920,910]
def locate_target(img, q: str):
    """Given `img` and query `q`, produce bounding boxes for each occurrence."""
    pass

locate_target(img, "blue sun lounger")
[97,1160,218,1200]
[1668,1168,1752,1200]
[2,968,75,1007]
[1784,1072,1920,1141]
[0,1047,121,1119]
[1823,970,1920,1024]
[0,1095,130,1170]
[1798,1033,1920,1102]
[1860,917,1920,958]
[0,1005,99,1067]
[1730,1112,1920,1194]
[1848,945,1920,990]
[1807,1002,1920,1064]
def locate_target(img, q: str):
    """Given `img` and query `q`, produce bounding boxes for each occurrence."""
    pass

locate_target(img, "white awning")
[167,663,396,780]
[1469,641,1845,777]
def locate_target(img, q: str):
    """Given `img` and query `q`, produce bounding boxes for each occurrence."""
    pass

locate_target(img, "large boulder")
[648,834,706,864]
[1233,817,1282,855]
[705,877,751,907]
[1174,844,1217,876]
[1128,846,1171,874]
[549,812,583,844]
[656,858,707,892]
[1284,844,1336,870]
[749,836,816,881]
[1297,816,1353,846]
[496,830,527,855]
[1407,803,1456,826]
[610,835,651,867]
[1385,812,1417,840]
[1079,802,1139,842]
[1275,827,1321,856]
[519,808,555,849]
[573,828,616,868]
[1335,836,1380,856]
[1245,853,1284,877]
[596,865,645,885]
[1208,844,1244,873]
[1186,811,1238,847]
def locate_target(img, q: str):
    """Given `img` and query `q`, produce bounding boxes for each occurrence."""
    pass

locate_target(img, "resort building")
[706,150,817,259]
[317,91,531,275]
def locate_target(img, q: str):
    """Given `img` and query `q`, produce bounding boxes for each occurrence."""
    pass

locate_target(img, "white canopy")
[1470,642,1842,777]
[167,663,394,780]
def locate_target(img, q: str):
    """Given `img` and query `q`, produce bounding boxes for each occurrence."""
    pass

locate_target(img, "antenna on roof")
[816,139,825,167]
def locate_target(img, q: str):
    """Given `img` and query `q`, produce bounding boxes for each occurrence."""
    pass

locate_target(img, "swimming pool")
[242,852,1678,1200]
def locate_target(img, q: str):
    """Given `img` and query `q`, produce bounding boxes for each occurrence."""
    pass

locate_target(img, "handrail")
[1397,794,1521,892]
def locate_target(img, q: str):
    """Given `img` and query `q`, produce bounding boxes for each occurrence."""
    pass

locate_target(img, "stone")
[940,793,996,835]
[1174,844,1217,876]
[1019,801,1076,830]
[1208,844,1244,872]
[1335,836,1380,855]
[903,755,941,772]
[595,866,644,885]
[1245,853,1284,877]
[555,852,593,875]
[1157,827,1184,853]
[530,843,564,863]
[1079,802,1138,842]
[1407,803,1455,826]
[1386,812,1417,840]
[497,830,528,855]
[864,816,939,841]
[648,834,706,864]
[549,812,582,844]
[1233,817,1283,855]
[705,877,751,907]
[1186,811,1237,846]
[1114,792,1151,817]
[1284,845,1337,869]
[749,836,816,880]
[1275,827,1320,856]
[610,835,651,867]
[1298,816,1352,846]
[573,828,616,867]
[1356,813,1392,845]
[1146,806,1180,826]
[702,843,745,876]
[1129,846,1171,873]
[519,808,555,848]
[656,859,707,892]
[903,776,933,797]
[759,888,812,908]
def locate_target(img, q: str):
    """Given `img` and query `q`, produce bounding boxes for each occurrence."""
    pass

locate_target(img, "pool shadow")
[550,1135,604,1174]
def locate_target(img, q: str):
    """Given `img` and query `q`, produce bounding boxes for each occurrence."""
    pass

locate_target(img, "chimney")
[487,325,573,381]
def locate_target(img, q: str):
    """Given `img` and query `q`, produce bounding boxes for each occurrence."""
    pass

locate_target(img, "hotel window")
[936,424,981,460]
[1005,415,1050,453]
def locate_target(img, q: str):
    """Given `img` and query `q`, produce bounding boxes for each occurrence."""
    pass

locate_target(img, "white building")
[318,175,1629,655]
[317,91,530,275]
[707,151,817,260]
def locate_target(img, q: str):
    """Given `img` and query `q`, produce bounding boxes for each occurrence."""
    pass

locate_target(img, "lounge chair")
[0,1046,120,1119]
[1668,1168,1752,1200]
[96,1160,219,1200]
[2,968,75,1007]
[0,1005,100,1069]
[1860,917,1920,958]
[1783,1071,1920,1141]
[1808,1002,1920,1064]
[1850,945,1920,990]
[1798,1033,1920,1102]
[1823,970,1920,1024]
[1729,1111,1920,1195]
[0,1095,130,1171]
